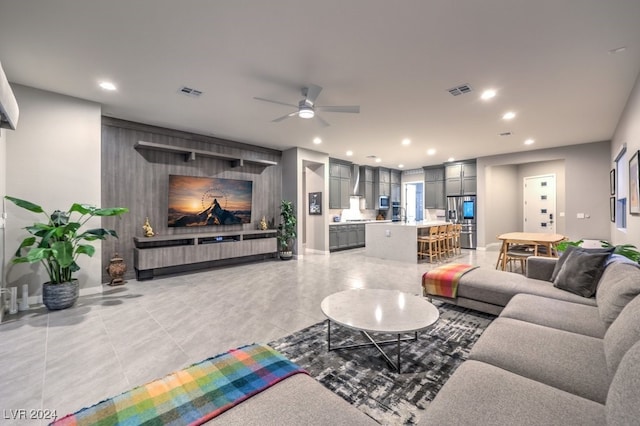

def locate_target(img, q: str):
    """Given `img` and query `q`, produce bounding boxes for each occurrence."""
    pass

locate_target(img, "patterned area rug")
[269,301,495,425]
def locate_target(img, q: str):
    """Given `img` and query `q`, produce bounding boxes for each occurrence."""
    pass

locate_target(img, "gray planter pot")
[43,280,79,310]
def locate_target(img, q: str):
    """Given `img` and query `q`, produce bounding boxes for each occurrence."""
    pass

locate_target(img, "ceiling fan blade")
[254,97,297,108]
[316,105,360,113]
[316,114,331,127]
[272,111,298,122]
[303,84,323,106]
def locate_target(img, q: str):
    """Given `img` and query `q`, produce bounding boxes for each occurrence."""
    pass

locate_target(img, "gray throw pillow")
[551,245,614,282]
[553,249,613,297]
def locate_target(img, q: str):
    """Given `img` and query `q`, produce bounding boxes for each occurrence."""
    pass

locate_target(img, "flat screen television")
[168,175,253,227]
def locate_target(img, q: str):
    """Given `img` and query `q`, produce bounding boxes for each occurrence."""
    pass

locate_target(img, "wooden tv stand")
[133,230,277,280]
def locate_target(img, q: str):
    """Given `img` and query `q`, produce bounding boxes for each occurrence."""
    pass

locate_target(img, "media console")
[133,230,278,280]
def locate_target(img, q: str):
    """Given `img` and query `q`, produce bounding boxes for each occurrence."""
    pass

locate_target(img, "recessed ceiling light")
[99,81,117,91]
[346,150,353,156]
[427,148,436,156]
[447,157,455,162]
[524,138,535,145]
[375,158,382,163]
[313,137,322,144]
[402,138,411,146]
[481,89,496,100]
[398,164,404,168]
[608,46,627,54]
[502,112,516,120]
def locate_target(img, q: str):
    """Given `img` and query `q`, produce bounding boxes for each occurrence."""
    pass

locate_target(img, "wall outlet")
[0,217,4,229]
[576,213,585,219]
[385,229,391,237]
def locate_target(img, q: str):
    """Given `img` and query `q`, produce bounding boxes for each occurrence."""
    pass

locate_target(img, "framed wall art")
[610,196,616,222]
[309,192,322,215]
[630,151,640,214]
[610,169,616,195]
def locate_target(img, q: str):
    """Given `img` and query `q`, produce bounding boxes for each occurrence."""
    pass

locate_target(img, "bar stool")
[437,225,449,260]
[452,224,462,255]
[417,226,440,263]
[445,223,455,257]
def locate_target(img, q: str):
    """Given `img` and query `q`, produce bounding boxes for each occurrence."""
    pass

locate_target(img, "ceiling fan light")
[298,107,315,119]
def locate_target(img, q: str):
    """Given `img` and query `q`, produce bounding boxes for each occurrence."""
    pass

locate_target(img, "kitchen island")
[365,220,448,263]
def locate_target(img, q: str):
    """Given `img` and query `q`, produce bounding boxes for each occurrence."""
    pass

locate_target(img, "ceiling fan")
[253,84,359,127]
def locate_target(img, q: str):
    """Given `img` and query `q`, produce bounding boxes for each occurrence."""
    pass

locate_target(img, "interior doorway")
[523,174,556,233]
[404,182,424,222]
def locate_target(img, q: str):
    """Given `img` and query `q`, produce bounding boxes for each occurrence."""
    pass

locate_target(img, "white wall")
[5,85,102,299]
[611,71,640,247]
[0,126,7,320]
[483,165,519,249]
[478,141,610,247]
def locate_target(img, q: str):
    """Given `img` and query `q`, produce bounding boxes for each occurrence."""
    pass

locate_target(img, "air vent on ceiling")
[447,84,473,96]
[179,86,203,97]
[499,131,513,137]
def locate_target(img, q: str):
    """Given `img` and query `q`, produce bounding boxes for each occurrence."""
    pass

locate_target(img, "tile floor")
[0,248,498,425]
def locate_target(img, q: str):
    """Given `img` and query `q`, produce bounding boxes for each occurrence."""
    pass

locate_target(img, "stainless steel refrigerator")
[447,195,477,249]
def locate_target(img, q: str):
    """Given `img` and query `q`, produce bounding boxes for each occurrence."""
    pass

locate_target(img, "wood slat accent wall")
[100,118,283,282]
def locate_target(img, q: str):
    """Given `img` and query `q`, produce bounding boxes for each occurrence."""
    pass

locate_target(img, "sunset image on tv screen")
[168,175,253,227]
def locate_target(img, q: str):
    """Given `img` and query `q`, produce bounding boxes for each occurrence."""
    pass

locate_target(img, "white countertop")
[365,220,448,228]
[329,220,392,226]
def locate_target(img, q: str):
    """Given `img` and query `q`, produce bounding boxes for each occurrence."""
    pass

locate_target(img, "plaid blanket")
[52,344,307,426]
[422,264,478,298]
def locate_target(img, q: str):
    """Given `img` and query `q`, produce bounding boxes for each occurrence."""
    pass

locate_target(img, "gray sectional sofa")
[212,255,640,425]
[423,256,640,425]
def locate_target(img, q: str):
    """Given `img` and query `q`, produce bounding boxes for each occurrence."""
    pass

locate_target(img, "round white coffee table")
[320,289,440,372]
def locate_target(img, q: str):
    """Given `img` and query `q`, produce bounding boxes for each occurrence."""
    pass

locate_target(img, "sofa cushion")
[552,249,613,297]
[500,294,606,338]
[603,294,640,378]
[420,360,605,426]
[210,373,376,425]
[469,318,609,403]
[606,340,640,426]
[457,268,597,308]
[596,262,640,328]
[551,245,614,282]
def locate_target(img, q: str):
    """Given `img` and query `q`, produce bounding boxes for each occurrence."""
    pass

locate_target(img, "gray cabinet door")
[356,224,365,246]
[426,181,445,208]
[425,167,445,182]
[391,170,401,184]
[340,178,350,208]
[329,177,342,209]
[337,229,349,248]
[445,177,462,196]
[347,225,358,247]
[462,176,477,195]
[445,164,462,180]
[391,183,401,203]
[330,162,342,177]
[340,164,352,179]
[364,181,374,209]
[329,228,339,250]
[462,163,476,177]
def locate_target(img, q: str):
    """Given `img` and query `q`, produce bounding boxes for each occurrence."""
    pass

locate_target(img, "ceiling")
[1,1,640,170]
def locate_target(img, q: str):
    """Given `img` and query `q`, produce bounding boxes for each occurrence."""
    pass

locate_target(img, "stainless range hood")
[0,61,19,130]
[350,164,361,196]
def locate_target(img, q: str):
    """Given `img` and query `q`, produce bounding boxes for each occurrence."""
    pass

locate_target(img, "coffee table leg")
[327,319,332,351]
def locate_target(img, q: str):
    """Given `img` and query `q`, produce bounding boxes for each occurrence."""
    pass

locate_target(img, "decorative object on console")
[168,175,253,227]
[278,199,297,260]
[142,217,154,237]
[259,216,268,230]
[4,196,128,310]
[106,253,127,286]
[308,192,322,215]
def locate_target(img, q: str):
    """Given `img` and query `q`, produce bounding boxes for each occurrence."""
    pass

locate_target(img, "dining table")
[496,232,566,271]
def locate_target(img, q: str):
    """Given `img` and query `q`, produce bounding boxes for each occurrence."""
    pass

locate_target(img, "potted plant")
[5,196,128,310]
[277,199,297,260]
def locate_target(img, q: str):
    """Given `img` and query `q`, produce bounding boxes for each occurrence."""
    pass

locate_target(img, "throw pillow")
[553,248,613,297]
[550,245,614,282]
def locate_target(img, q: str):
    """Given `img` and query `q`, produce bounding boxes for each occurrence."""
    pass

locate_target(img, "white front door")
[523,174,556,233]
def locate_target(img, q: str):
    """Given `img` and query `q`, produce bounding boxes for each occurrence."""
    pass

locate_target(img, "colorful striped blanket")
[52,344,307,426]
[422,264,478,298]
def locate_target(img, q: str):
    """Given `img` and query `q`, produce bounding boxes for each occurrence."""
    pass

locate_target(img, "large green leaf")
[4,196,44,213]
[94,207,129,216]
[50,241,74,268]
[69,203,93,215]
[26,247,53,263]
[76,244,96,257]
[14,236,36,257]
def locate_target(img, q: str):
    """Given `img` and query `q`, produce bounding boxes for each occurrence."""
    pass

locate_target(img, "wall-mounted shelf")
[134,141,278,167]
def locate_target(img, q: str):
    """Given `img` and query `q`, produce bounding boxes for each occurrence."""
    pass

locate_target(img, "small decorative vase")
[106,253,127,286]
[42,280,79,310]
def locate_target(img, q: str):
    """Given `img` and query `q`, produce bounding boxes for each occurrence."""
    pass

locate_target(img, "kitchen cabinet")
[374,167,391,208]
[424,166,445,209]
[329,159,352,209]
[445,161,476,196]
[329,223,366,252]
[359,166,375,209]
[390,170,401,203]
